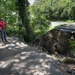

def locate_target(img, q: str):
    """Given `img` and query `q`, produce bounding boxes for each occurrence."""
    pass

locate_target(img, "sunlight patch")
[21,52,27,55]
[12,40,17,43]
[9,44,15,46]
[0,44,9,48]
[16,42,28,47]
[20,56,26,60]
[8,47,12,50]
[0,61,11,68]
[11,59,20,63]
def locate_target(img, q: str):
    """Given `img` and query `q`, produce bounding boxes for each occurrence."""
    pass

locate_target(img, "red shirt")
[0,21,6,30]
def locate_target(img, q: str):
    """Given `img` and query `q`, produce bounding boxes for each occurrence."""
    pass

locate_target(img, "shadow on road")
[0,37,69,75]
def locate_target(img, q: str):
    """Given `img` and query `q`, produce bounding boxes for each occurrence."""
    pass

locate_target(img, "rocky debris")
[54,55,75,75]
[58,56,75,75]
[66,67,75,75]
[63,57,75,64]
[66,70,75,75]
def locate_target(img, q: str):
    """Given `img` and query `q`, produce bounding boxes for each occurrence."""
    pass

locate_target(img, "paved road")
[0,37,70,75]
[51,22,75,26]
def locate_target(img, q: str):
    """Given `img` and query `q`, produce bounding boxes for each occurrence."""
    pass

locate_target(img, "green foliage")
[30,1,50,37]
[66,20,74,23]
[6,25,18,36]
[30,13,50,37]
[33,0,75,20]
[0,0,17,25]
[69,39,75,55]
[6,25,25,36]
[29,0,75,38]
[16,0,34,42]
[1,0,75,43]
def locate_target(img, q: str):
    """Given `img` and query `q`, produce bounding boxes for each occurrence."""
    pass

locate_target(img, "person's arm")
[0,22,2,30]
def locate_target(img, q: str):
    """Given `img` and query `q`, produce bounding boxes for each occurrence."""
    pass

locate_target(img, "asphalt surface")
[51,22,75,26]
[0,37,70,75]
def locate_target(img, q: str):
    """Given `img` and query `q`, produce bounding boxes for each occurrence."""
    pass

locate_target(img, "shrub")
[69,39,75,55]
[6,25,25,37]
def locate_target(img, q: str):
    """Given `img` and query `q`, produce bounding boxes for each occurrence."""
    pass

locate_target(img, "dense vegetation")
[0,0,75,43]
[69,39,75,55]
[29,0,75,40]
[32,0,75,20]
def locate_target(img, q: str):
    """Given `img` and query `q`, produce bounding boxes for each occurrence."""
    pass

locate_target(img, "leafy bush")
[69,39,75,55]
[6,25,18,36]
[30,6,50,38]
[6,25,25,37]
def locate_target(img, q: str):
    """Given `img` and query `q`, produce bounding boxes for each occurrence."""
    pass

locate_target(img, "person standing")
[0,18,8,43]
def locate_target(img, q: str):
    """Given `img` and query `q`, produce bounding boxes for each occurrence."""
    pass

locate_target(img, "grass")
[65,20,74,23]
[34,25,58,38]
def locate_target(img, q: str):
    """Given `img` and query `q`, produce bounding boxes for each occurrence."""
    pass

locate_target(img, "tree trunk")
[16,0,33,42]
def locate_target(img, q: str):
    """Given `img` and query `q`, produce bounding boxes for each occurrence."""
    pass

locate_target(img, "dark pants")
[1,30,7,42]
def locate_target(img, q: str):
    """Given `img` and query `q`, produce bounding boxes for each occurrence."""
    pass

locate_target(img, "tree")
[0,0,17,25]
[30,0,50,37]
[16,0,33,42]
[33,0,75,20]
